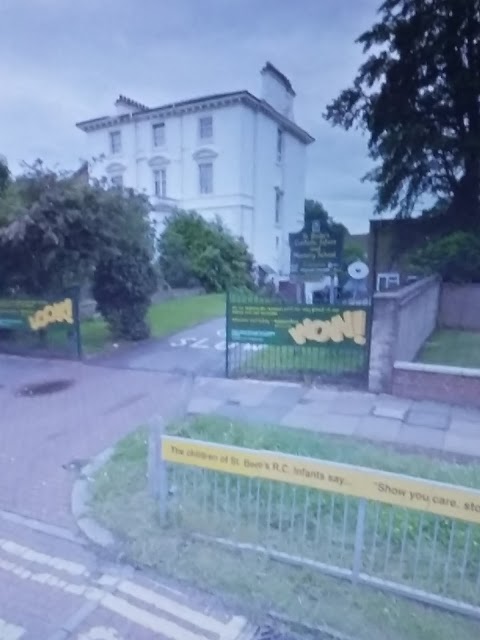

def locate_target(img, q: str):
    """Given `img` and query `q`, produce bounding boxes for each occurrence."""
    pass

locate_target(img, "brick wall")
[393,362,480,408]
[368,276,440,393]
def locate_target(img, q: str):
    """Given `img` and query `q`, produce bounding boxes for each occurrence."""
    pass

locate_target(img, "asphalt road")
[92,317,229,376]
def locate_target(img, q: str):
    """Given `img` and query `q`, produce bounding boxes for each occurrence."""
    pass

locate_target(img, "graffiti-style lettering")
[28,298,73,331]
[288,309,366,346]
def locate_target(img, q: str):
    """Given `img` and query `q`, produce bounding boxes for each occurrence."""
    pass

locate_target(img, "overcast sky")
[0,0,380,233]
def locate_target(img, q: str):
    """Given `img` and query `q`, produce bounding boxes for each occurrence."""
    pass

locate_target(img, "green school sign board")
[228,300,368,347]
[289,218,343,276]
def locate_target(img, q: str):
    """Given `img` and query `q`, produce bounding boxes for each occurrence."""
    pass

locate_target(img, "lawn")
[80,292,225,354]
[92,416,480,640]
[417,329,480,369]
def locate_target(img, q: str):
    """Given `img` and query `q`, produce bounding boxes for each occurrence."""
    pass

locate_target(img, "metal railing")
[157,439,480,620]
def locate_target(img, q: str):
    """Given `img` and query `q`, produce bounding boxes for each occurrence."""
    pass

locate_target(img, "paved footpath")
[189,377,480,458]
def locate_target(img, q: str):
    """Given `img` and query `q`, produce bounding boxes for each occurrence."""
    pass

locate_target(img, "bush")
[93,247,158,341]
[409,231,480,283]
[158,210,254,292]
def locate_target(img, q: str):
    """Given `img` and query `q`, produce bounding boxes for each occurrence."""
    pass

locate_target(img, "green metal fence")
[225,290,371,385]
[0,291,82,359]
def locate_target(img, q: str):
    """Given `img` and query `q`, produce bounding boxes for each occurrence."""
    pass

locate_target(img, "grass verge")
[92,417,480,640]
[81,292,225,354]
[418,329,480,369]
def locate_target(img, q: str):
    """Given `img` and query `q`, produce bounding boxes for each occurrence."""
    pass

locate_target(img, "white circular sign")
[347,260,369,280]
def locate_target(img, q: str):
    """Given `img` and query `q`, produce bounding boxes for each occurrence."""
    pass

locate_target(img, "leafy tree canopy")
[325,0,480,227]
[158,209,254,292]
[304,199,347,243]
[0,161,154,295]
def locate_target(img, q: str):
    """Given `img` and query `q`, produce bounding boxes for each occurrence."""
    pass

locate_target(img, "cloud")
[0,0,379,232]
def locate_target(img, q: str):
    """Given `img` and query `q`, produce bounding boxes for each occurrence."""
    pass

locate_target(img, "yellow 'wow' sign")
[288,309,366,346]
[28,298,74,331]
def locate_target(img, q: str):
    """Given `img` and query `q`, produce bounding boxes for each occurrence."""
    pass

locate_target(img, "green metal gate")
[225,290,371,386]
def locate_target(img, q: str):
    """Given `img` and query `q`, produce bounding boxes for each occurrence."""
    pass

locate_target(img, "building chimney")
[260,62,295,120]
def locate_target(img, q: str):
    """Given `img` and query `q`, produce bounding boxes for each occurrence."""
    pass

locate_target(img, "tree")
[158,210,254,292]
[93,246,158,340]
[325,0,480,227]
[0,162,154,295]
[410,230,480,282]
[304,199,347,243]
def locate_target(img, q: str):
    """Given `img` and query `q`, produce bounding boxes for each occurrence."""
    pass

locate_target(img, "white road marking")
[78,628,120,640]
[0,539,88,577]
[117,579,246,637]
[191,339,209,349]
[0,618,25,640]
[0,539,248,640]
[101,592,211,640]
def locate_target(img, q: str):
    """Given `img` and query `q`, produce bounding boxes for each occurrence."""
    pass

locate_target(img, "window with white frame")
[152,122,165,147]
[153,168,167,197]
[199,115,213,140]
[276,128,283,162]
[109,130,121,154]
[199,162,213,194]
[111,174,123,188]
[274,188,283,224]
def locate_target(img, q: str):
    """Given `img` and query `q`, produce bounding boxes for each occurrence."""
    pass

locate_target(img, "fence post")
[352,498,367,584]
[225,290,230,378]
[148,416,168,521]
[72,290,83,359]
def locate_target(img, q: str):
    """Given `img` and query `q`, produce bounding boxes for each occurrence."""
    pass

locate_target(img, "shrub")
[409,231,480,283]
[93,247,157,341]
[158,210,254,292]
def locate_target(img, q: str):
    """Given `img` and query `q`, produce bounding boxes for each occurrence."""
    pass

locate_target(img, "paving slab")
[302,387,341,404]
[444,433,480,457]
[406,410,450,431]
[281,409,359,436]
[279,406,325,432]
[333,396,375,416]
[448,418,480,438]
[188,395,223,415]
[450,406,480,423]
[372,401,410,421]
[411,400,453,415]
[397,425,446,451]
[260,385,307,409]
[356,416,402,442]
[216,401,287,424]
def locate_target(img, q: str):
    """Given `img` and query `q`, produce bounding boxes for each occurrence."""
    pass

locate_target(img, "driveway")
[90,317,229,376]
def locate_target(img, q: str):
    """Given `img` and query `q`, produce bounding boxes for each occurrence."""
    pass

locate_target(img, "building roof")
[76,89,314,144]
[261,62,296,96]
[115,94,148,111]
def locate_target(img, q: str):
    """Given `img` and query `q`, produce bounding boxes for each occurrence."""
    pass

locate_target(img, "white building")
[76,63,314,276]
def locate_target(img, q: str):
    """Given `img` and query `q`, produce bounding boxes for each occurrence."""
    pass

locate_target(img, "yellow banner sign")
[28,298,74,331]
[161,436,480,525]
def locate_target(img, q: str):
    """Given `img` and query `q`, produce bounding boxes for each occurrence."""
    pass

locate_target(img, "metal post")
[73,291,83,360]
[148,416,168,521]
[352,499,367,583]
[328,263,335,304]
[225,289,230,378]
